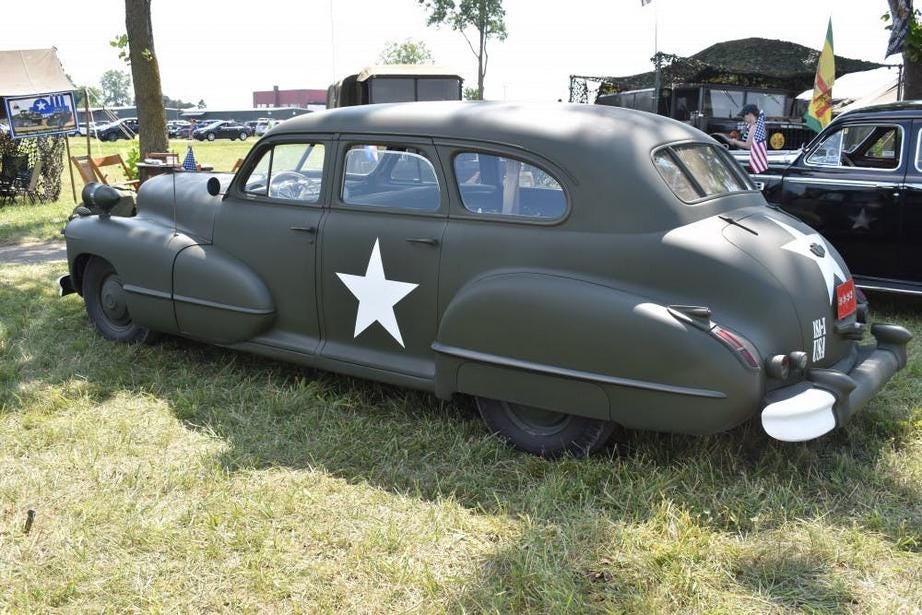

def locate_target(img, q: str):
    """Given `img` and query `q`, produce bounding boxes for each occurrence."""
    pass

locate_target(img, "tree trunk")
[902,52,922,99]
[125,0,168,156]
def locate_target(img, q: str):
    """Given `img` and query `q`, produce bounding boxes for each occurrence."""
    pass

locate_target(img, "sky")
[1,0,901,109]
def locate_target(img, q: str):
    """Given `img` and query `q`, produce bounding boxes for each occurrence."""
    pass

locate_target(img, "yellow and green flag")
[805,18,835,133]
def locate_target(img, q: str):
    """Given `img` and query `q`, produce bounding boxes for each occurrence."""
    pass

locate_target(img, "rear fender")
[434,272,763,430]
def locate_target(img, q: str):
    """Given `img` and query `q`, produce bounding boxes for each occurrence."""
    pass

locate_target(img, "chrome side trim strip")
[855,283,922,297]
[172,293,274,315]
[122,284,172,301]
[783,176,901,189]
[431,342,727,399]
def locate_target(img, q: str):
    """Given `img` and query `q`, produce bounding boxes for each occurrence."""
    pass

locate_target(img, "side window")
[808,125,901,170]
[341,145,441,211]
[453,152,567,219]
[242,143,325,203]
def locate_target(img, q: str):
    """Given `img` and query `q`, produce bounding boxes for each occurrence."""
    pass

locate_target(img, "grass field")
[0,137,253,244]
[0,158,920,611]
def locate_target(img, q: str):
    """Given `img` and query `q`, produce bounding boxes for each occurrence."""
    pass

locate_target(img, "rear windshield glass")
[653,143,750,203]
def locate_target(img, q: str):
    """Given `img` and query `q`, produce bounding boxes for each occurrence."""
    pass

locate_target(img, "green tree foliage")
[197,99,207,109]
[75,86,103,109]
[162,95,196,109]
[100,69,133,106]
[883,1,922,99]
[418,0,507,99]
[378,39,434,64]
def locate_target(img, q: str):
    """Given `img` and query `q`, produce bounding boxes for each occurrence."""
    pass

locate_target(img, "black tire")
[207,133,216,141]
[239,132,248,141]
[475,397,616,458]
[82,257,158,344]
[107,132,119,142]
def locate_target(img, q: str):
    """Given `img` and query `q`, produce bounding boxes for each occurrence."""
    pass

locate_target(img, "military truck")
[596,83,814,151]
[327,65,463,108]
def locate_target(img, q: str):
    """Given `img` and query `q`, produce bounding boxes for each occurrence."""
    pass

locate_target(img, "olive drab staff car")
[59,102,911,457]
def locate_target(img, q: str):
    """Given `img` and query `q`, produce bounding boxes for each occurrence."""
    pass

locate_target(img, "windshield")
[653,143,752,202]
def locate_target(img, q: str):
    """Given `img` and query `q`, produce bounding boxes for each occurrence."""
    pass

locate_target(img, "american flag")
[749,111,768,174]
[182,145,197,171]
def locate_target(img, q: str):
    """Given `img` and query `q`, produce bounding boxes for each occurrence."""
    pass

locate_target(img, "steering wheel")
[268,171,320,200]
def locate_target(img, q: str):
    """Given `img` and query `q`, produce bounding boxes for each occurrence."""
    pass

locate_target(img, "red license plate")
[836,279,857,320]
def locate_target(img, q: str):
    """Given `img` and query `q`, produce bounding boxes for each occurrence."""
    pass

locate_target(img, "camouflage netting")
[570,37,886,103]
[0,132,66,203]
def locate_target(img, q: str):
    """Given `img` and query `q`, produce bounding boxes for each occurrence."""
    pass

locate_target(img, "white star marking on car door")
[336,238,418,348]
[767,217,847,302]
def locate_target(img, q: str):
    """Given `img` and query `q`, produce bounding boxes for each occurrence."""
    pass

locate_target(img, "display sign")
[3,91,77,139]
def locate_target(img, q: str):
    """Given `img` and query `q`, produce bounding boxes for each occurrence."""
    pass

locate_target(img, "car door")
[319,137,447,379]
[778,120,907,283]
[211,137,331,353]
[898,120,922,286]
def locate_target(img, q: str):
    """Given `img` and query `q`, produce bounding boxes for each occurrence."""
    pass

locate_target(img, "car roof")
[273,101,701,153]
[836,100,922,121]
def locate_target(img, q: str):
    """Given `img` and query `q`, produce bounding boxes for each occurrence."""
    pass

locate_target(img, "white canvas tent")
[0,48,74,97]
[0,48,75,203]
[796,67,901,115]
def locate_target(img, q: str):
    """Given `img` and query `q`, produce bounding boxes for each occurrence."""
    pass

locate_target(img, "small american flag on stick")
[750,112,768,174]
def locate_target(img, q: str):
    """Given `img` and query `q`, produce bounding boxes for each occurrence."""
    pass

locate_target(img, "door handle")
[405,237,439,246]
[290,226,317,234]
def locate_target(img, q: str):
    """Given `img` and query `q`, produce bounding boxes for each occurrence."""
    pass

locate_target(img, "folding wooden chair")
[231,158,244,173]
[91,154,140,191]
[71,155,103,185]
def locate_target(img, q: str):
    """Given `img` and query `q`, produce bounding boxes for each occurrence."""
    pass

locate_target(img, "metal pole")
[653,0,661,111]
[65,134,77,202]
[83,87,91,156]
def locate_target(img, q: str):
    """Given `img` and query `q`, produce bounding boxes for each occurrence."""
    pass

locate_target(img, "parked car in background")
[743,101,922,295]
[59,102,910,457]
[192,120,250,141]
[167,120,192,138]
[94,118,139,141]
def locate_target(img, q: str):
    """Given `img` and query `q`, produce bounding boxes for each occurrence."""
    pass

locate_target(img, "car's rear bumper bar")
[761,323,912,442]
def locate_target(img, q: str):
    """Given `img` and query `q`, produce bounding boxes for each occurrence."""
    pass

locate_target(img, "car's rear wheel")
[475,397,616,458]
[82,257,158,344]
[207,133,216,141]
[239,131,248,141]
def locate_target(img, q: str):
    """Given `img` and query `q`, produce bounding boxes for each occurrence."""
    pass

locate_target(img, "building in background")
[253,86,326,111]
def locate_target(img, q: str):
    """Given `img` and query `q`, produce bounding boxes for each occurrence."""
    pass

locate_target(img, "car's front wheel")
[475,397,616,458]
[207,133,216,141]
[82,257,158,344]
[239,131,248,141]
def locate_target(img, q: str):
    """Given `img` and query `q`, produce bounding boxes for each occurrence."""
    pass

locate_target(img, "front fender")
[65,215,197,334]
[434,272,763,432]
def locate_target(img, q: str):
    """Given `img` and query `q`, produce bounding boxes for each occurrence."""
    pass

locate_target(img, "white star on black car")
[768,217,847,302]
[336,239,418,348]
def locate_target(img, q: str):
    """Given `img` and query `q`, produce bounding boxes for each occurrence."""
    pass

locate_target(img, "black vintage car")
[193,120,250,141]
[751,102,922,295]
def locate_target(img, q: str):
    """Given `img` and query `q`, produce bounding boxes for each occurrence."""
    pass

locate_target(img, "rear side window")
[341,145,441,211]
[453,152,566,219]
[653,143,749,203]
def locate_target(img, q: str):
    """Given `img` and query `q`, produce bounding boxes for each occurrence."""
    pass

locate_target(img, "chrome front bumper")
[761,323,912,442]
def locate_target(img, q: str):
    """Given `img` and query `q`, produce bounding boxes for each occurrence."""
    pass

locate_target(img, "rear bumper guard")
[761,323,911,442]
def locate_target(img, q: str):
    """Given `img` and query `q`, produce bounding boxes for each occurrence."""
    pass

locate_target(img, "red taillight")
[712,326,761,369]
